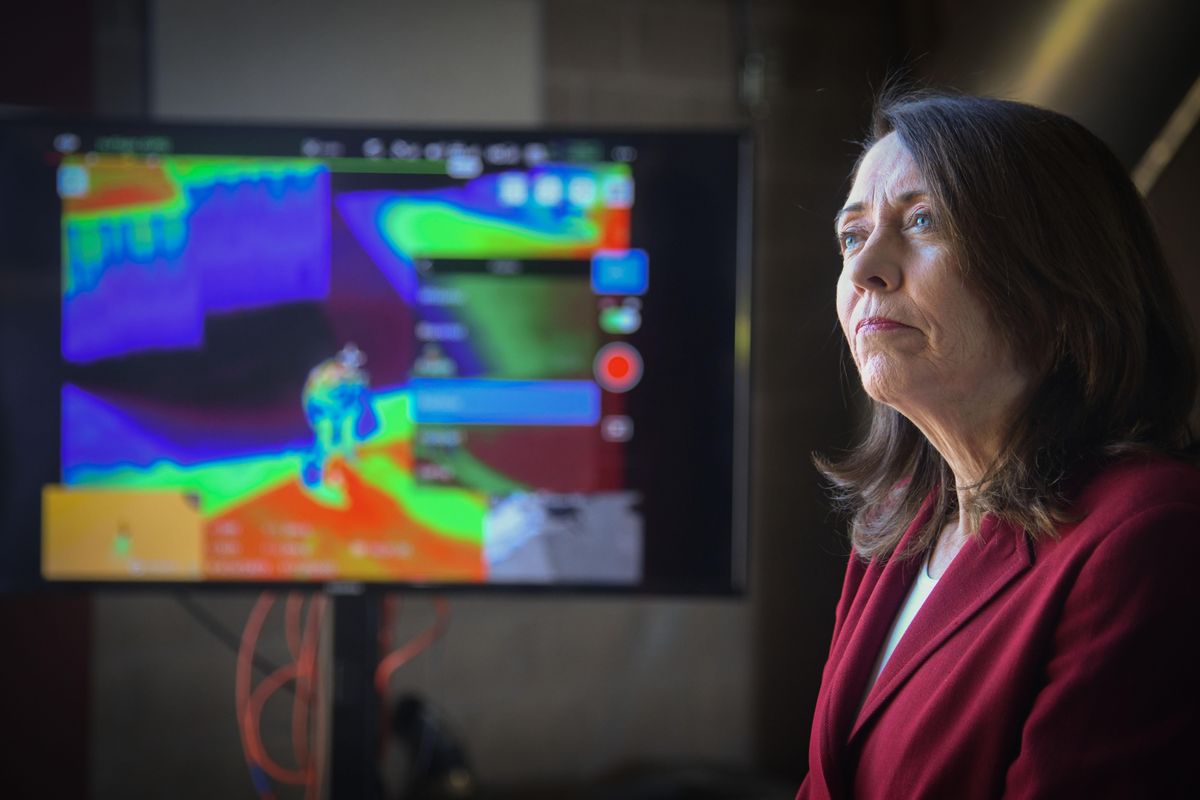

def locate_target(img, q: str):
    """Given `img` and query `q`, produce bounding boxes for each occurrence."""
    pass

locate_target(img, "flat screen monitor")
[0,118,750,593]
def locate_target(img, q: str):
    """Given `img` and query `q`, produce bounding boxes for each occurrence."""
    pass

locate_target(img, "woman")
[799,92,1200,799]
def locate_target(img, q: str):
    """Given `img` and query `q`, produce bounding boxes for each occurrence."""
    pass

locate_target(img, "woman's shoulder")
[1074,452,1200,517]
[1046,453,1200,558]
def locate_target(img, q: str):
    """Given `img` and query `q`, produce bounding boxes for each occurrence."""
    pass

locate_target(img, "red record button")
[594,342,643,393]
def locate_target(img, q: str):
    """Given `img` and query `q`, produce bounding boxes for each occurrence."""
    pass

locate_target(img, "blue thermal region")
[61,384,314,477]
[63,166,331,364]
[335,191,421,303]
[62,223,206,364]
[63,384,186,477]
[191,171,331,313]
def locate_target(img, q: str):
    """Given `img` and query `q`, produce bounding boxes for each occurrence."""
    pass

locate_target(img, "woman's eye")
[912,211,932,229]
[839,231,861,252]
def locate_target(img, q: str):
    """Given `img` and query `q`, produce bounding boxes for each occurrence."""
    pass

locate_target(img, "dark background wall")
[1,1,1197,797]
[0,4,95,799]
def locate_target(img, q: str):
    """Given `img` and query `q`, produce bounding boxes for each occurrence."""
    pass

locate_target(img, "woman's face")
[835,133,1029,425]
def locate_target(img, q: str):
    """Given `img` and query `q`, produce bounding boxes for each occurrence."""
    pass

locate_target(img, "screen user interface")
[45,133,650,584]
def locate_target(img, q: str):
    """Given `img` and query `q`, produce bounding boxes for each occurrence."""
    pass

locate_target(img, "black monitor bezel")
[0,113,753,597]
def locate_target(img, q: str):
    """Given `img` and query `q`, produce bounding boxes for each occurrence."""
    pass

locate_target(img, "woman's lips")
[856,317,912,334]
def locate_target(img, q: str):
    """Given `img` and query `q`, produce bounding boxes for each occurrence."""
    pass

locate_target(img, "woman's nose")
[846,229,903,292]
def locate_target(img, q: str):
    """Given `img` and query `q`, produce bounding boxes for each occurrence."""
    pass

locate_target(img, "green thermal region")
[442,276,597,378]
[381,200,599,257]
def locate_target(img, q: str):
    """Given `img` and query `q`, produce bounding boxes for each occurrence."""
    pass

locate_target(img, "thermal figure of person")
[301,343,378,487]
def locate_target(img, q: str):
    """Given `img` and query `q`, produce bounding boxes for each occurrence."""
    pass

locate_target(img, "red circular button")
[594,342,643,392]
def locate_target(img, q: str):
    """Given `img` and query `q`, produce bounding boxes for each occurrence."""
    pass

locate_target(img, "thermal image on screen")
[45,150,645,584]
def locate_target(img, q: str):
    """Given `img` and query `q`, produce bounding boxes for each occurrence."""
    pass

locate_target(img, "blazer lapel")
[848,514,1034,742]
[814,496,933,796]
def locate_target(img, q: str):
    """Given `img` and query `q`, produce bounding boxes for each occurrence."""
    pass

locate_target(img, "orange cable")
[375,596,452,760]
[285,592,304,661]
[375,593,401,756]
[242,662,308,785]
[292,597,313,771]
[293,594,326,779]
[305,606,328,800]
[374,596,451,696]
[237,593,275,771]
[378,594,401,660]
[237,591,313,789]
[237,593,294,795]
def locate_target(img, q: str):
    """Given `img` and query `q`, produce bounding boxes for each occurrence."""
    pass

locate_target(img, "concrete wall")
[150,0,542,125]
[1147,118,1200,431]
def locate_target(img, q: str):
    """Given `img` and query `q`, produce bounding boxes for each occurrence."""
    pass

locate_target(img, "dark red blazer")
[797,455,1200,799]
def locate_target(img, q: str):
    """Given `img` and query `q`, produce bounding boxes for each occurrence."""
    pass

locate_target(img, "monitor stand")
[330,590,382,799]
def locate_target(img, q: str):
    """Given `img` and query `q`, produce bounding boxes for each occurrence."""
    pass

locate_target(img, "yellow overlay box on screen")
[42,487,204,580]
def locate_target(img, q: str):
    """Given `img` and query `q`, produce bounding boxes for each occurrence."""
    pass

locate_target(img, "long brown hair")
[817,91,1198,562]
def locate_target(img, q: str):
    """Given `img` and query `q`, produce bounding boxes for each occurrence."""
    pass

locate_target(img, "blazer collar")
[847,509,1034,743]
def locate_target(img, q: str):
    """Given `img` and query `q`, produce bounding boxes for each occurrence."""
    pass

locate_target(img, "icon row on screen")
[497,173,634,210]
